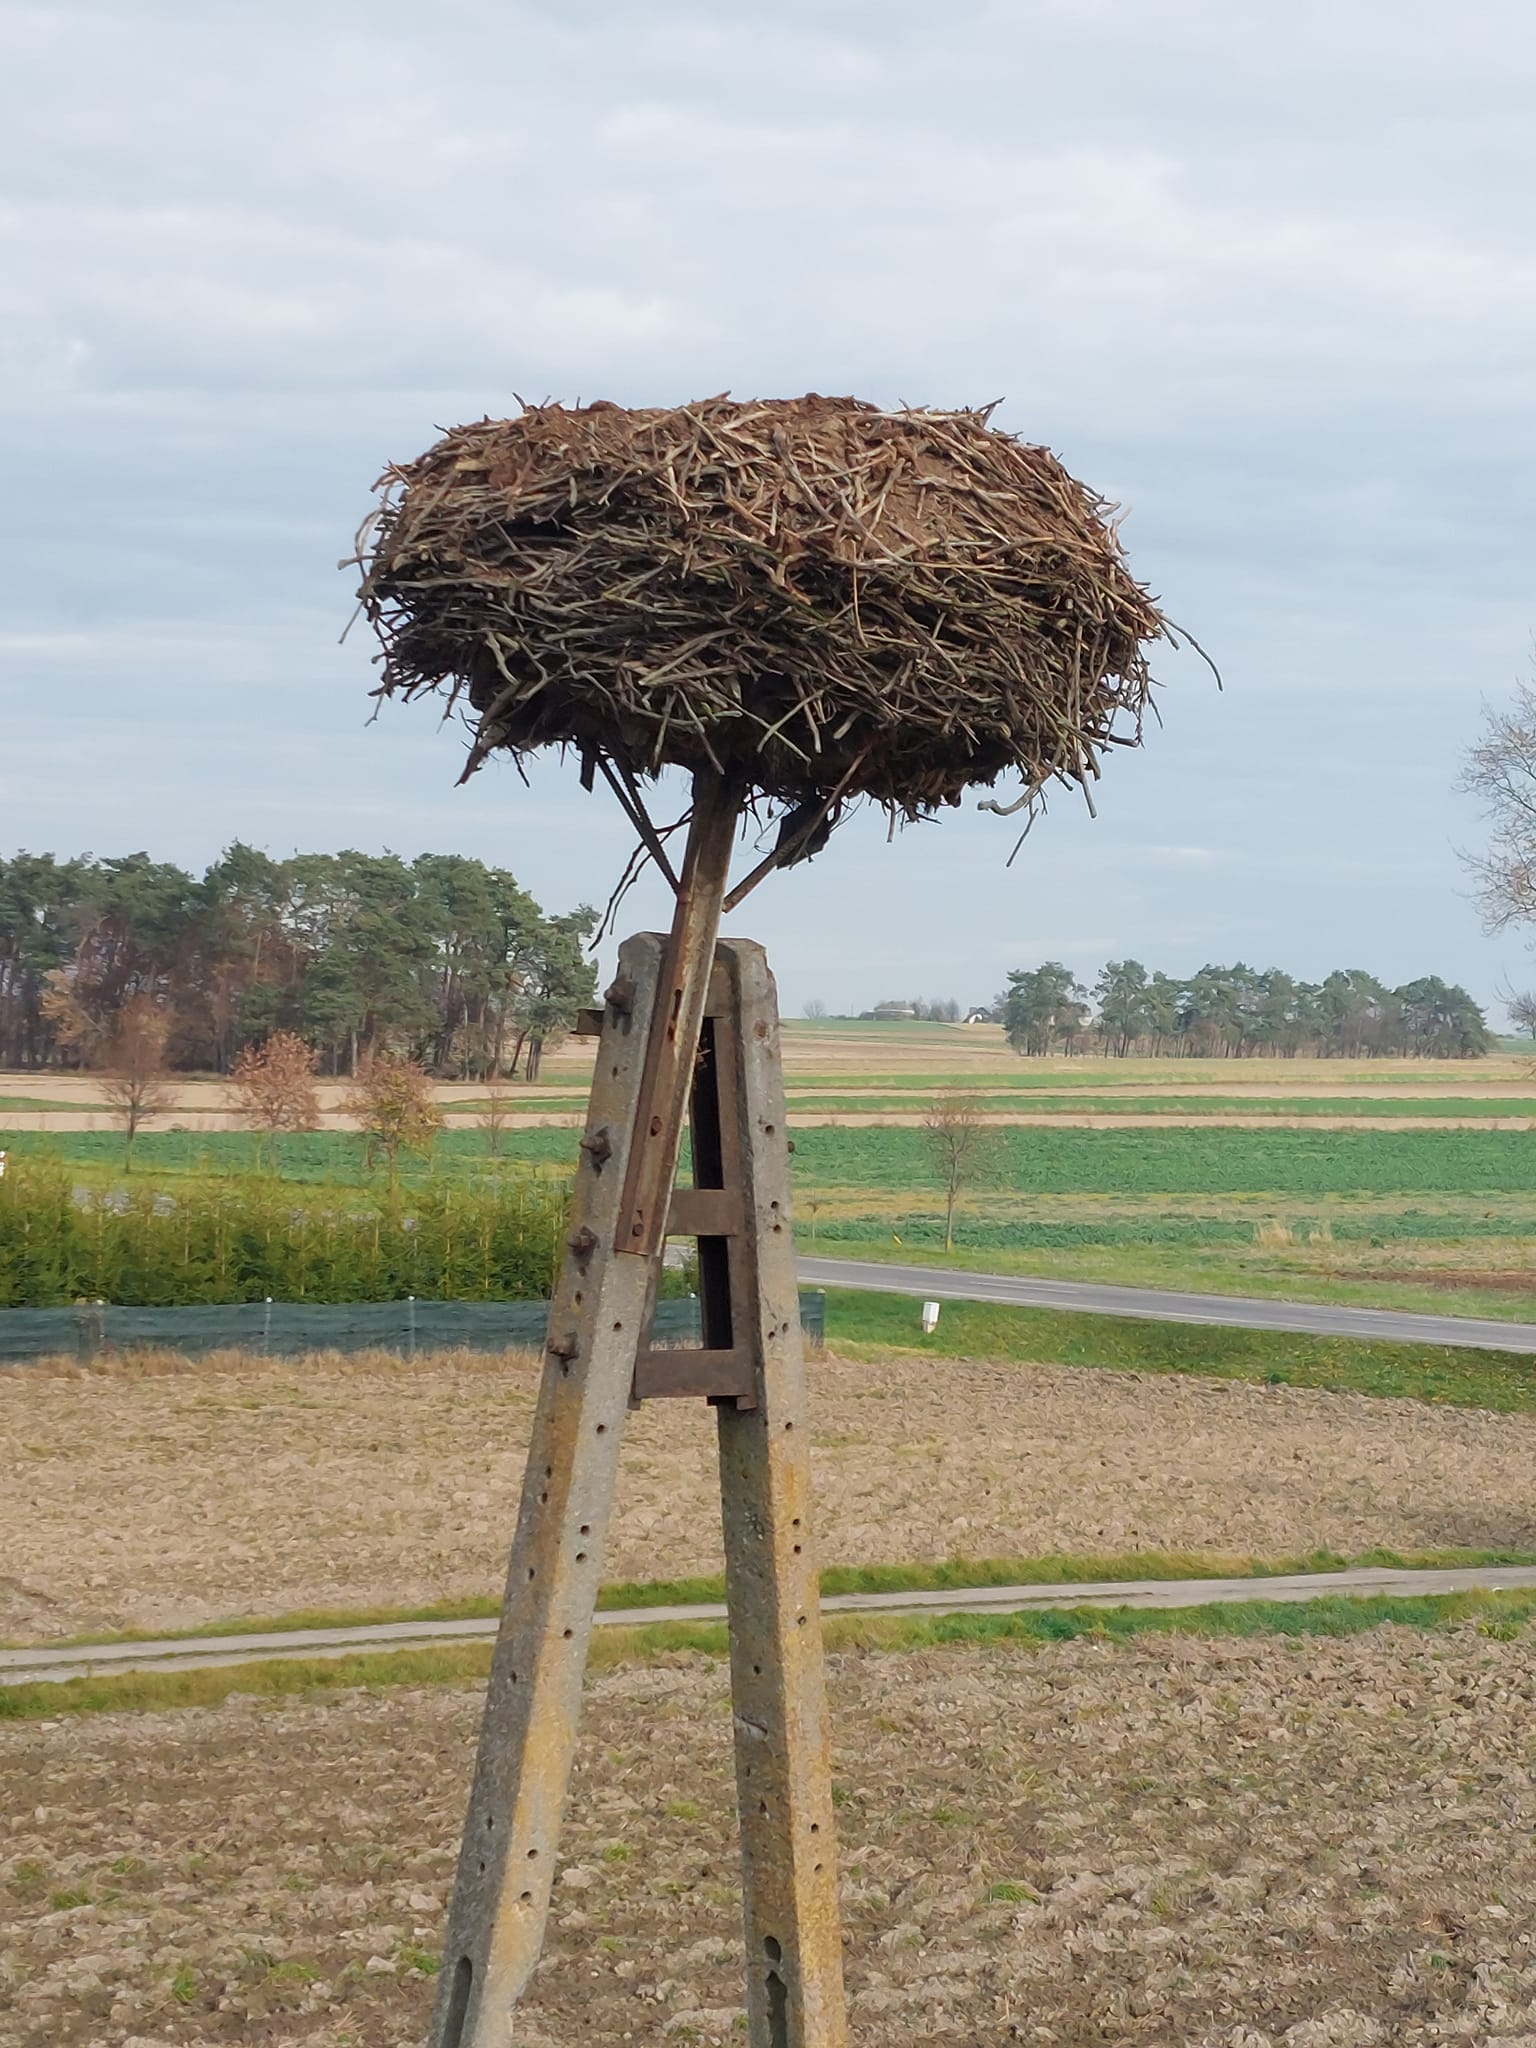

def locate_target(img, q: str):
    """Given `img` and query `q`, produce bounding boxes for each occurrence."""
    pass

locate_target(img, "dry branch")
[353,394,1170,827]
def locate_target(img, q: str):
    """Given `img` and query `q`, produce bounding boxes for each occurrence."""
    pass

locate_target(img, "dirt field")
[11,1109,1534,1134]
[7,1044,1535,1136]
[5,1349,1536,1643]
[5,1623,1536,2045]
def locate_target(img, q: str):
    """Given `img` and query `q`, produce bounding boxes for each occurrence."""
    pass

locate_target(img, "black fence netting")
[0,1291,827,1366]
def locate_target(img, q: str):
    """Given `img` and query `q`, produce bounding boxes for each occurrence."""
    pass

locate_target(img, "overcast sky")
[4,0,1535,1017]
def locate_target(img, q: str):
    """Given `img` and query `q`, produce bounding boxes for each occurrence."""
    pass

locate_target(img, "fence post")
[407,1293,416,1359]
[263,1296,273,1356]
[73,1298,106,1365]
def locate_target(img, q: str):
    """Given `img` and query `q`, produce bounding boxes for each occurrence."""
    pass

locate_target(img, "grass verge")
[815,1234,1536,1325]
[824,1289,1536,1410]
[15,1546,1536,1654]
[4,1588,1533,1722]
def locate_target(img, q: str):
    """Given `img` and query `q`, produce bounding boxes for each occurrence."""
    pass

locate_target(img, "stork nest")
[353,394,1170,820]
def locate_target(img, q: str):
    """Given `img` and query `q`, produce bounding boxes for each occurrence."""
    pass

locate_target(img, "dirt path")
[7,1110,1533,1134]
[5,1348,1536,1642]
[4,1625,1535,2044]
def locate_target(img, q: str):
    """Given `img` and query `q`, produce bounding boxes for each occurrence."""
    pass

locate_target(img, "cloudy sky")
[4,0,1535,1016]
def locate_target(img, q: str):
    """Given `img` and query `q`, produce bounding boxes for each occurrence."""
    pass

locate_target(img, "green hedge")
[0,1159,571,1307]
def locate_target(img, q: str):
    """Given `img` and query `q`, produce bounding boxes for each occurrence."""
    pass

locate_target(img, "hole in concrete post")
[764,1936,789,2047]
[441,1954,473,2048]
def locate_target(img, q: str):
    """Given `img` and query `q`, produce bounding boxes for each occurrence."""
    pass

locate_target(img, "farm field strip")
[5,1621,1536,2043]
[10,1121,1536,1193]
[11,1562,1536,1692]
[786,1123,1536,1193]
[9,1108,1535,1145]
[7,1054,1536,1324]
[787,1078,1536,1096]
[779,1093,1536,1117]
[7,1338,1536,1645]
[826,1287,1536,1408]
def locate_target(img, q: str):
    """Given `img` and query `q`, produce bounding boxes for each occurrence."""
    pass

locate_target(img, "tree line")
[0,846,597,1076]
[997,960,1493,1058]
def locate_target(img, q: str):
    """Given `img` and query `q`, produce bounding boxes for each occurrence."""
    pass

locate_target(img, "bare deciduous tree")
[343,1051,444,1180]
[229,1030,322,1171]
[99,997,176,1168]
[922,1090,999,1252]
[480,1073,512,1157]
[39,969,102,1065]
[1460,681,1536,931]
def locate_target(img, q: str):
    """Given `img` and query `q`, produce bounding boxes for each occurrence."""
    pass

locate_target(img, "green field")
[0,1127,571,1186]
[823,1287,1536,1408]
[3,1103,1534,1321]
[6,1122,1535,1195]
[780,1093,1536,1117]
[789,1125,1536,1193]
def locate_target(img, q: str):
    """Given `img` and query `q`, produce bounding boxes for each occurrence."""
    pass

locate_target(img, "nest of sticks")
[354,394,1172,837]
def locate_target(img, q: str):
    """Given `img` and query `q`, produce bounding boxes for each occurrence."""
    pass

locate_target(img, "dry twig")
[353,394,1170,852]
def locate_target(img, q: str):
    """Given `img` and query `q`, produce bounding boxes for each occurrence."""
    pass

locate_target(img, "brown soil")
[1348,1269,1536,1295]
[12,1108,1534,1135]
[5,1349,1536,1643]
[4,1626,1536,2044]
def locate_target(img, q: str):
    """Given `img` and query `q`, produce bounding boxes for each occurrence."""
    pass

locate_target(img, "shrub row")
[0,1160,571,1307]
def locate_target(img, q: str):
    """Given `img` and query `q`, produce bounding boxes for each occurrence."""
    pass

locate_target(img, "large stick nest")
[354,394,1170,819]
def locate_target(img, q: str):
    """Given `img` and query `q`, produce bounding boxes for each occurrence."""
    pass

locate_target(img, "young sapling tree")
[229,1030,322,1172]
[922,1090,1000,1252]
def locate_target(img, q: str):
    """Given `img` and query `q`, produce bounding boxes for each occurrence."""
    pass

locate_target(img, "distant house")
[869,1001,919,1021]
[964,1007,993,1025]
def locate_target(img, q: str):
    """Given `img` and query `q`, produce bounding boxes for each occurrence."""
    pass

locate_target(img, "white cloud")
[1,0,1534,1009]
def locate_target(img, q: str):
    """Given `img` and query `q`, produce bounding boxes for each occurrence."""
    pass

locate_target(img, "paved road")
[796,1254,1536,1353]
[7,1564,1532,1688]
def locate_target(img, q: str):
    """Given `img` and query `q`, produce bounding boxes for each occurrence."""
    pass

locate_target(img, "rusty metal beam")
[666,1186,744,1238]
[633,1346,754,1402]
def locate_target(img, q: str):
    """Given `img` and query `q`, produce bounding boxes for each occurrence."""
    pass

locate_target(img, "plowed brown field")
[5,1348,1535,1642]
[4,1626,1536,2044]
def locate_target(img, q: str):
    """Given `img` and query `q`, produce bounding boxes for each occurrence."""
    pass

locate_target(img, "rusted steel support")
[427,936,663,2048]
[713,940,848,2048]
